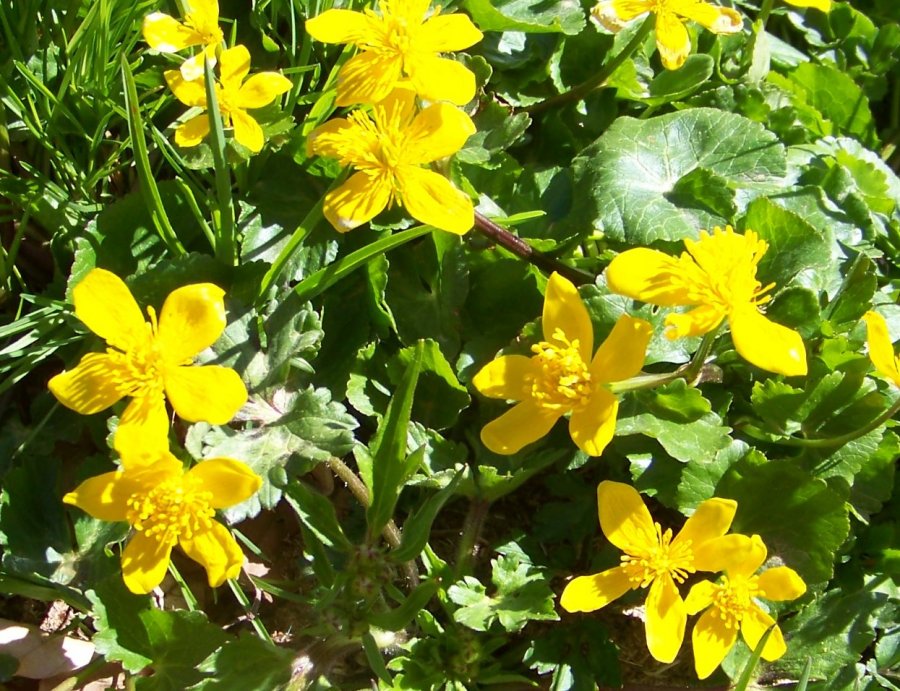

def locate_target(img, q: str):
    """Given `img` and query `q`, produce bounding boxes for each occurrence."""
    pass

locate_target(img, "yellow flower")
[64,448,261,594]
[48,268,247,458]
[472,273,652,456]
[307,87,475,234]
[306,0,483,107]
[165,44,292,153]
[143,0,224,81]
[686,534,806,679]
[592,0,743,70]
[783,0,831,10]
[863,311,900,386]
[606,226,807,377]
[560,481,739,663]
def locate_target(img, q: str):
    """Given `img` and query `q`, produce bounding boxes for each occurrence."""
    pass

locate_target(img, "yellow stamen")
[709,574,760,629]
[620,522,695,588]
[529,328,592,410]
[126,474,215,546]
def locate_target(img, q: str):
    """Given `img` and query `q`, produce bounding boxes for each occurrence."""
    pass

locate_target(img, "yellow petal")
[304,8,374,44]
[543,272,593,364]
[419,13,484,52]
[188,458,262,508]
[156,283,227,364]
[62,471,133,521]
[179,51,215,82]
[408,55,477,105]
[783,0,831,9]
[863,311,900,385]
[606,248,689,306]
[568,388,618,456]
[480,399,561,455]
[236,72,292,109]
[121,531,173,594]
[165,69,207,108]
[406,103,476,164]
[692,533,755,574]
[335,51,403,107]
[559,566,633,612]
[655,11,692,70]
[472,354,534,400]
[597,480,657,553]
[730,307,807,376]
[164,365,248,424]
[179,521,244,587]
[142,12,202,52]
[396,166,473,235]
[757,566,806,601]
[219,45,251,91]
[186,0,220,29]
[645,574,686,663]
[692,606,739,679]
[306,118,355,159]
[174,114,211,148]
[672,497,736,557]
[610,0,656,21]
[232,109,265,152]
[49,353,128,415]
[73,268,148,351]
[684,580,716,615]
[740,605,787,661]
[323,171,393,232]
[113,394,171,461]
[665,304,726,339]
[591,315,652,383]
[672,0,744,34]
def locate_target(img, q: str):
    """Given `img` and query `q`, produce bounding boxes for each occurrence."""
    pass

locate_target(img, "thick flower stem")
[778,396,900,449]
[453,498,490,580]
[203,59,236,267]
[325,457,419,585]
[473,212,594,286]
[525,14,655,116]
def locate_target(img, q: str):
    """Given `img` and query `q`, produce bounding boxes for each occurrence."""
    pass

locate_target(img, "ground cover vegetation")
[0,0,899,688]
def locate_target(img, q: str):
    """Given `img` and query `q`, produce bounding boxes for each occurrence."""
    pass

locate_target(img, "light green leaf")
[461,0,585,35]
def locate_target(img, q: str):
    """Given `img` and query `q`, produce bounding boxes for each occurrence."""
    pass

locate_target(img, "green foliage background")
[1,0,899,689]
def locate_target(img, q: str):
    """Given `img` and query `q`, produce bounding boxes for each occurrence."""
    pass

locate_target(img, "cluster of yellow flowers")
[303,0,484,235]
[561,482,807,679]
[144,0,292,153]
[50,269,259,594]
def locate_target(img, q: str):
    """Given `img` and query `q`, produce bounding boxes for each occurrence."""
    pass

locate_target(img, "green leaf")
[716,451,850,584]
[461,0,585,35]
[194,633,294,691]
[87,575,227,685]
[282,480,352,551]
[524,619,621,689]
[563,108,786,244]
[447,549,558,632]
[368,580,441,631]
[645,54,715,105]
[391,472,463,563]
[389,340,471,430]
[367,343,422,538]
[666,167,737,220]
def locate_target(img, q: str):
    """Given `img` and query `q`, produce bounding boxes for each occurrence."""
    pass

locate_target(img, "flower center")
[126,473,215,546]
[710,575,759,629]
[620,523,695,588]
[529,329,593,410]
[675,226,774,315]
[105,306,166,398]
[184,12,224,47]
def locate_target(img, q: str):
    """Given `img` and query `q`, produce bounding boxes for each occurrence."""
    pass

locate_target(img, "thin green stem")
[227,578,273,643]
[257,195,325,302]
[526,14,655,115]
[166,562,199,611]
[757,0,776,28]
[777,396,900,449]
[473,212,594,285]
[453,498,490,580]
[609,330,720,394]
[203,59,236,266]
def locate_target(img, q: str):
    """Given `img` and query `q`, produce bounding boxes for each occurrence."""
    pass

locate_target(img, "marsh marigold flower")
[686,534,806,679]
[863,311,900,386]
[48,268,247,457]
[64,448,261,593]
[305,0,483,106]
[307,87,475,234]
[165,44,292,153]
[560,481,739,663]
[472,273,652,456]
[592,0,743,70]
[606,226,807,377]
[143,0,224,81]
